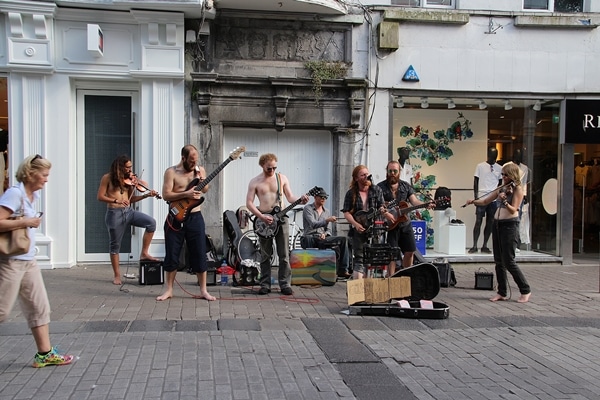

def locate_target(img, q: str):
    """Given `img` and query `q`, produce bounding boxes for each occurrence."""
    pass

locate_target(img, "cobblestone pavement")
[1,259,600,399]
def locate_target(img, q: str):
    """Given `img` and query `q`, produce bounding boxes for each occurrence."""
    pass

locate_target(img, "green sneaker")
[32,347,74,368]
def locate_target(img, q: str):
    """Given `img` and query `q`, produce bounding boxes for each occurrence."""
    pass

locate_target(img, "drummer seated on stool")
[301,187,351,278]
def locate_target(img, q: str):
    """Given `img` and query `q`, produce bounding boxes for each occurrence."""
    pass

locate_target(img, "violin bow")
[127,169,145,202]
[461,181,514,208]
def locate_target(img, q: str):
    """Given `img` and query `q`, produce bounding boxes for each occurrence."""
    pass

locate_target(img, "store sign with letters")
[565,100,600,144]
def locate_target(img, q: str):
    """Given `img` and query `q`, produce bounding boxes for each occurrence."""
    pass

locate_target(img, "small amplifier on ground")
[206,266,217,286]
[139,260,164,285]
[474,269,494,290]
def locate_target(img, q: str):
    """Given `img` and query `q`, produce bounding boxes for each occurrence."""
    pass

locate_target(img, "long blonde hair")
[502,163,522,186]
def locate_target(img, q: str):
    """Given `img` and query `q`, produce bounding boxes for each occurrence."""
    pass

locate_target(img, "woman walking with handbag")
[0,154,73,367]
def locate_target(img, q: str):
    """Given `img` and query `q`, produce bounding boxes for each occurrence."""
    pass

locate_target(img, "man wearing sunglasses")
[246,153,308,295]
[469,147,502,254]
[301,187,351,279]
[378,160,433,274]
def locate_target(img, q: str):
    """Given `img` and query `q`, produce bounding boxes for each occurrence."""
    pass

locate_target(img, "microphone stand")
[461,181,514,208]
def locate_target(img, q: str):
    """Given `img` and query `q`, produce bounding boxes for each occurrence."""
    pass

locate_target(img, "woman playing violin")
[466,163,531,303]
[96,155,160,285]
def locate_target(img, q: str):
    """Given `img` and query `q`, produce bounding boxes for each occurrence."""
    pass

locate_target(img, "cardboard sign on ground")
[347,277,411,305]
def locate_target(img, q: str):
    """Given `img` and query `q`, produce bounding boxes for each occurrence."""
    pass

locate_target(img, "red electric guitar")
[386,196,450,231]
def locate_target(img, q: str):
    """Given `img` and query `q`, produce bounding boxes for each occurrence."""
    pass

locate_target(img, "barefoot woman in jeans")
[467,162,532,303]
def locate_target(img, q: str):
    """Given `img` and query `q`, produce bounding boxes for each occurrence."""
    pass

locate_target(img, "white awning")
[47,0,348,17]
[214,0,348,15]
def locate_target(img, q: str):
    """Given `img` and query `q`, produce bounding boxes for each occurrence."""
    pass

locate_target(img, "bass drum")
[232,230,264,286]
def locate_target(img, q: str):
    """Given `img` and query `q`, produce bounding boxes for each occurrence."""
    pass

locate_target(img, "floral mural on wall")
[398,112,475,247]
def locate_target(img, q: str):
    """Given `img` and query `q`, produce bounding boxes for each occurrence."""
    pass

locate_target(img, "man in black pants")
[157,145,215,302]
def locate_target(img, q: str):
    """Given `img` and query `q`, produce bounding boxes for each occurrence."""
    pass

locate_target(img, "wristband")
[114,199,117,203]
[503,201,508,206]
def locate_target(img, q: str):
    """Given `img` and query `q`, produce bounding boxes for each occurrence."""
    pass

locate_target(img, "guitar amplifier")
[139,260,164,285]
[474,268,494,290]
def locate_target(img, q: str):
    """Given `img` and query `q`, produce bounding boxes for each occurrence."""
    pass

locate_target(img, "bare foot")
[156,291,173,301]
[489,294,508,302]
[517,293,531,303]
[113,277,122,285]
[141,254,161,262]
[194,291,216,301]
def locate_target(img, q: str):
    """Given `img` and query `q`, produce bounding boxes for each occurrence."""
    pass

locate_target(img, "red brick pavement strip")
[5,261,600,324]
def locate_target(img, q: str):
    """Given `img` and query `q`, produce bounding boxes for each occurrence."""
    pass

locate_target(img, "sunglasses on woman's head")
[31,154,43,165]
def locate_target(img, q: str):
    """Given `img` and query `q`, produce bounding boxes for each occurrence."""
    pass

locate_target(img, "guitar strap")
[275,173,283,209]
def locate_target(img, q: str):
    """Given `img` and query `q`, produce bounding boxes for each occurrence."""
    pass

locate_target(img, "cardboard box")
[347,277,411,305]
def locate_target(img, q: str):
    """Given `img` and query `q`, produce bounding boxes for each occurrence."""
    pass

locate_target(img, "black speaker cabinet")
[139,260,164,285]
[474,270,494,290]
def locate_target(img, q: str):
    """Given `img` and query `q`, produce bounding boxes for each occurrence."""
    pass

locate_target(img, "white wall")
[456,0,524,12]
[1,4,187,267]
[374,15,600,93]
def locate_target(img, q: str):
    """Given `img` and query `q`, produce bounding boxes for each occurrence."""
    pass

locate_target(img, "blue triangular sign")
[402,65,420,82]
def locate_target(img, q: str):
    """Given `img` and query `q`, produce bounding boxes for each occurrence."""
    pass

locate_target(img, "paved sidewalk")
[1,260,600,399]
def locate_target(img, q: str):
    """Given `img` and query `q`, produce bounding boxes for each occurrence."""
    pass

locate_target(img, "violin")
[123,173,162,199]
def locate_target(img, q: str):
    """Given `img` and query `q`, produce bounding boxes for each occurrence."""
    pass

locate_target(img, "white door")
[223,128,333,218]
[76,90,140,262]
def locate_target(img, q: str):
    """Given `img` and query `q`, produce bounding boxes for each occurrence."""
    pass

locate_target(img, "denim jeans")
[350,230,369,275]
[492,218,531,297]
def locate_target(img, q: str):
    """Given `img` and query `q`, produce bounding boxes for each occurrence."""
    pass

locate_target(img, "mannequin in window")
[397,147,413,185]
[575,161,584,187]
[469,147,502,254]
[0,129,7,194]
[589,159,600,227]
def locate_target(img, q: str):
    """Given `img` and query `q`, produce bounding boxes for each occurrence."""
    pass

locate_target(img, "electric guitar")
[385,196,450,231]
[168,146,245,223]
[353,199,400,232]
[253,186,320,239]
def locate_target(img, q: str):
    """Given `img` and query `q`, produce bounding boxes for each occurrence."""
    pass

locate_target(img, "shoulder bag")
[0,196,30,257]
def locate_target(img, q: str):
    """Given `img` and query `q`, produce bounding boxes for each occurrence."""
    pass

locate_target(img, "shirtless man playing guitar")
[246,153,308,296]
[156,145,215,302]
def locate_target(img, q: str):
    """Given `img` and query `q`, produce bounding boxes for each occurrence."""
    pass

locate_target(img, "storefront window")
[392,97,559,256]
[524,0,584,12]
[392,0,454,8]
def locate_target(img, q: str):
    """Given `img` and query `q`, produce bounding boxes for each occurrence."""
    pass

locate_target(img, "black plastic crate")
[363,244,401,266]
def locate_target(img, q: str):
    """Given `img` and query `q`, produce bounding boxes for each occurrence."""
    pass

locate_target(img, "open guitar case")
[348,262,450,319]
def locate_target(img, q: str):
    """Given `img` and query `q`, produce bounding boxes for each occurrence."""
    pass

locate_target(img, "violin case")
[348,263,449,319]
